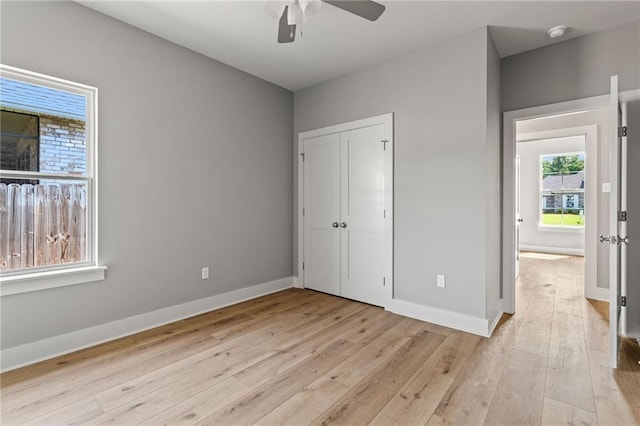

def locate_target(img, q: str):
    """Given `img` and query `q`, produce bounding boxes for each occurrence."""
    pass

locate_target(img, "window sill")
[537,225,585,234]
[0,266,107,297]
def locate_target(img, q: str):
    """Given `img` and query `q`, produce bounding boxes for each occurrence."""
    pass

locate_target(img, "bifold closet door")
[340,124,386,306]
[303,133,341,296]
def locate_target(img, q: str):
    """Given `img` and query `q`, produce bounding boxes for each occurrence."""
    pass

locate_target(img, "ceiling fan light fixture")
[300,0,322,16]
[287,0,305,25]
[276,0,385,44]
[547,25,568,39]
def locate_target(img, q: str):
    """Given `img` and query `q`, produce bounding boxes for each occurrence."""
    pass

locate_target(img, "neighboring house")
[0,79,86,178]
[541,170,585,213]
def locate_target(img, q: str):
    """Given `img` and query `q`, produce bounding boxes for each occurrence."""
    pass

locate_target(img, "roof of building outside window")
[0,78,86,121]
[542,170,585,192]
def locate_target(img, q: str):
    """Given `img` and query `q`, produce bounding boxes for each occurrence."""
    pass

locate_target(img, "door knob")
[340,222,347,228]
[332,222,339,228]
[600,235,630,245]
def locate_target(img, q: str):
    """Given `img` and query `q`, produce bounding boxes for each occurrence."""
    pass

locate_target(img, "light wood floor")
[1,254,639,425]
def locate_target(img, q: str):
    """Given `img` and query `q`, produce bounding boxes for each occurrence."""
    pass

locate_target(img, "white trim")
[536,225,585,234]
[297,113,394,307]
[298,113,393,140]
[0,266,107,296]
[519,245,585,256]
[297,129,305,290]
[292,276,303,289]
[0,276,294,372]
[386,298,503,338]
[487,300,504,337]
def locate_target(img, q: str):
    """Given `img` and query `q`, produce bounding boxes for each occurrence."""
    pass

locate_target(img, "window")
[540,152,585,227]
[0,65,104,295]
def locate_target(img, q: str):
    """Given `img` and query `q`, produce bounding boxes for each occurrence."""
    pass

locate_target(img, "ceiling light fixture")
[547,25,568,39]
[273,0,386,44]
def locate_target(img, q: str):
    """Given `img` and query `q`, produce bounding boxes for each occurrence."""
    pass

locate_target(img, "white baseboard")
[487,299,504,336]
[1,276,294,372]
[292,276,303,289]
[519,245,584,256]
[386,298,503,338]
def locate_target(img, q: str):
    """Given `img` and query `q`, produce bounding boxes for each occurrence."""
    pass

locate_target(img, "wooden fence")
[0,183,87,272]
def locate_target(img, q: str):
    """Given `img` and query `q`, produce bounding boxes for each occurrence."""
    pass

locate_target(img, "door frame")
[297,113,394,307]
[502,92,640,314]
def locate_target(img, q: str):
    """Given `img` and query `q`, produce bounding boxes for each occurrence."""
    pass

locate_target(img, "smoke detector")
[547,25,568,39]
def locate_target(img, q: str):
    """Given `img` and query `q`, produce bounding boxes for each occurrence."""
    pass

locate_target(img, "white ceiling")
[77,1,640,91]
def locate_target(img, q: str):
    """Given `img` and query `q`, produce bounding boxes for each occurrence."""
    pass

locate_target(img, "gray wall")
[295,27,500,319]
[0,1,293,349]
[502,21,640,112]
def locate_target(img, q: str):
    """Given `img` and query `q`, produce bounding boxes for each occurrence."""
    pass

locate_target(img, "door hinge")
[620,296,627,307]
[618,211,627,222]
[301,153,305,162]
[383,276,386,287]
[619,126,627,137]
[302,262,305,271]
[381,139,388,151]
[303,208,305,216]
[384,209,386,218]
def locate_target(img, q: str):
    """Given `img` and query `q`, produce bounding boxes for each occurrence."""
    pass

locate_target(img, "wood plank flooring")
[1,253,639,425]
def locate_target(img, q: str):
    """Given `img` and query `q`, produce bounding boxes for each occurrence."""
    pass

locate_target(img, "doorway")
[514,124,601,301]
[502,94,613,314]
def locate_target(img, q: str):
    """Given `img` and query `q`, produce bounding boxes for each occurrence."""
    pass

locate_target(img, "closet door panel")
[340,124,386,306]
[303,133,341,296]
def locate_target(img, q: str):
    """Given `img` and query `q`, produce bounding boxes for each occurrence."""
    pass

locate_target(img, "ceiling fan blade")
[323,0,385,21]
[278,5,296,43]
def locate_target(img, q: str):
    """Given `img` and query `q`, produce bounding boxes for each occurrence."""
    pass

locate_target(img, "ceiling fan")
[275,0,386,43]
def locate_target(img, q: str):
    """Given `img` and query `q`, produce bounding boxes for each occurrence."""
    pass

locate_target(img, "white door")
[515,155,522,279]
[340,124,386,306]
[303,133,341,296]
[300,114,393,307]
[604,75,628,368]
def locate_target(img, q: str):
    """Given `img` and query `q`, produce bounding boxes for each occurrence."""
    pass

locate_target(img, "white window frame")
[538,150,586,230]
[0,64,105,296]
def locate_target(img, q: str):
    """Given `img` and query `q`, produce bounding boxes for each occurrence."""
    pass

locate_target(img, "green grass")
[542,213,584,226]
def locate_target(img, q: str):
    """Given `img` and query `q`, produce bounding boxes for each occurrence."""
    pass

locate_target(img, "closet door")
[340,124,386,306]
[303,133,341,296]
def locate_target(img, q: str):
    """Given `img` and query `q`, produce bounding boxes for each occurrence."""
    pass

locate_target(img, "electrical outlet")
[201,267,209,280]
[437,274,446,288]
